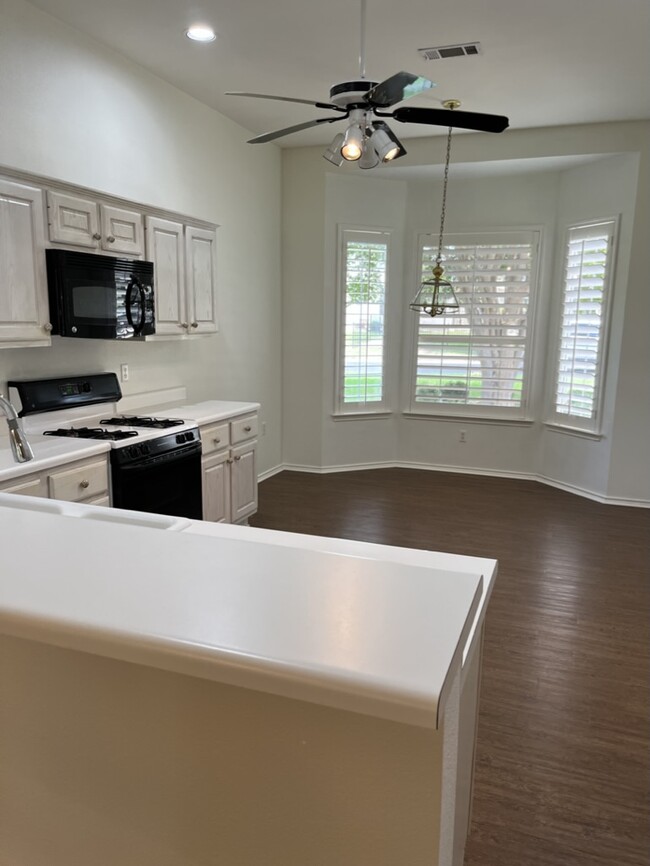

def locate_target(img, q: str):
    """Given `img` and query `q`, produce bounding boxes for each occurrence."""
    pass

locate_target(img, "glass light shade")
[358,142,380,169]
[370,122,405,163]
[341,125,364,161]
[323,133,345,166]
[410,265,460,317]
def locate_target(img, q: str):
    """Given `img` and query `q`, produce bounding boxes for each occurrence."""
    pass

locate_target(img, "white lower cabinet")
[0,455,110,505]
[201,414,258,524]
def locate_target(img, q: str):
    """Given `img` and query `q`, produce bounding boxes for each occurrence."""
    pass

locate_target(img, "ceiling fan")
[226,0,509,169]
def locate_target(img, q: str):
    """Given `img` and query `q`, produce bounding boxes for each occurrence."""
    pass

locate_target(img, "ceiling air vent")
[418,42,482,61]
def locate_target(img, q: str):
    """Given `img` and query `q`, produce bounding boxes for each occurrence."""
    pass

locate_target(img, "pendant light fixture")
[410,103,461,317]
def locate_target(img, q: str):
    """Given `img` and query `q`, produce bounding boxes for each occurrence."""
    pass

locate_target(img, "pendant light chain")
[409,122,460,317]
[436,126,453,267]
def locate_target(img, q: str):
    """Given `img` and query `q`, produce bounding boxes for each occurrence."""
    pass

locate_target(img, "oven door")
[110,443,203,520]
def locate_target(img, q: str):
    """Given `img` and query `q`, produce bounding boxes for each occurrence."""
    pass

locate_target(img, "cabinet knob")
[107,235,116,243]
[243,425,252,432]
[43,322,53,332]
[227,458,234,464]
[79,479,90,489]
[191,322,199,329]
[234,455,241,461]
[180,322,189,329]
[213,437,221,444]
[92,232,102,240]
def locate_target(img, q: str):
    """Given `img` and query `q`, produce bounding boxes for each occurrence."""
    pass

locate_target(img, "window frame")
[406,229,541,421]
[334,226,392,416]
[545,216,619,435]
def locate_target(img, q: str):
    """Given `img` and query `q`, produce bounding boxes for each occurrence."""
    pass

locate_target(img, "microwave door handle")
[126,278,146,336]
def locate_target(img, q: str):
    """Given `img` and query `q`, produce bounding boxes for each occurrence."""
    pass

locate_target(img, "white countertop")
[0,437,109,482]
[0,399,258,485]
[160,400,259,425]
[0,501,491,729]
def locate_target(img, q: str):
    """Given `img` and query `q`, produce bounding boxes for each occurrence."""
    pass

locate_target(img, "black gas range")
[8,373,203,520]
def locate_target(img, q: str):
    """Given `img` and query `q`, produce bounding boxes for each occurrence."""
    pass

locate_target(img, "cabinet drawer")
[201,422,230,456]
[231,415,258,445]
[48,459,109,502]
[0,475,47,497]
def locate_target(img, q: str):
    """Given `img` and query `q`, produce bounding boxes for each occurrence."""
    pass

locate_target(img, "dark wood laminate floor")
[250,469,650,866]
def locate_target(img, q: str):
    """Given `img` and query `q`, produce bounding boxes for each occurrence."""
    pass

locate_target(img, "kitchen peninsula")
[0,494,496,866]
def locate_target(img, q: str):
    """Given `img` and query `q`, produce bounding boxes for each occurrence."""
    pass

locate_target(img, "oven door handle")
[126,277,146,336]
[115,441,202,469]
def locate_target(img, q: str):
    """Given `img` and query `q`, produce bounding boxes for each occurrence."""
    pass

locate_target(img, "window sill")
[331,411,393,421]
[402,411,534,428]
[543,422,604,441]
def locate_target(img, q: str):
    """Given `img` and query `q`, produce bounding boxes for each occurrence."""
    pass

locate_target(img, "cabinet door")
[46,190,100,248]
[145,216,187,336]
[0,179,51,347]
[202,450,230,523]
[185,226,218,334]
[100,204,144,256]
[230,441,257,523]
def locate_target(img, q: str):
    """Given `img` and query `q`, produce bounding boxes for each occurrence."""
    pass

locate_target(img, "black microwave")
[46,249,155,339]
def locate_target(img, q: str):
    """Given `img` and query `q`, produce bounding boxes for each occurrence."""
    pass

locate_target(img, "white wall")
[321,174,407,469]
[0,0,282,474]
[281,123,649,504]
[538,153,641,499]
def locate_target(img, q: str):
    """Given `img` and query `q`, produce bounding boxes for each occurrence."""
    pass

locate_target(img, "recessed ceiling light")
[185,25,217,43]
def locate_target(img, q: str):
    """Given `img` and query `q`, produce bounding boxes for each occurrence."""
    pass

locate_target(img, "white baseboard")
[271,461,650,508]
[257,463,285,483]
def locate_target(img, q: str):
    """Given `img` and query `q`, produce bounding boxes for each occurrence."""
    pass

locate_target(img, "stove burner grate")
[44,427,140,441]
[100,415,186,429]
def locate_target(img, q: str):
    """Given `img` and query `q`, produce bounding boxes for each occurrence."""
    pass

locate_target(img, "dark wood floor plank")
[251,469,650,866]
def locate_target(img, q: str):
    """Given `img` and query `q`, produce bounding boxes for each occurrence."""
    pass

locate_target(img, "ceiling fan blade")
[392,106,509,133]
[226,92,346,113]
[365,72,435,108]
[247,116,345,144]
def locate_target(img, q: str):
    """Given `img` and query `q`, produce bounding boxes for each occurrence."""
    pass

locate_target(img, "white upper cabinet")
[47,191,144,256]
[0,165,217,348]
[0,178,51,348]
[145,217,217,338]
[100,204,144,256]
[145,216,187,336]
[186,226,218,335]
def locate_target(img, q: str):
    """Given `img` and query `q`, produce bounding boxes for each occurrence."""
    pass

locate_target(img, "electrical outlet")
[459,429,467,443]
[120,364,129,383]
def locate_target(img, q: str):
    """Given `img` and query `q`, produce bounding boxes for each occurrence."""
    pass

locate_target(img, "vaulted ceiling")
[27,0,650,147]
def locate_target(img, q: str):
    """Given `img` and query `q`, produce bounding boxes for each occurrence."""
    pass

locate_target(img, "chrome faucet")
[0,395,35,463]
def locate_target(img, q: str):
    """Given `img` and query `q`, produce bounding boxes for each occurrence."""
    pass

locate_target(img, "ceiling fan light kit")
[226,0,509,169]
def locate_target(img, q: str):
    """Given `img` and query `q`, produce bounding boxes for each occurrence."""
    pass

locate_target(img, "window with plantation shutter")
[411,231,538,417]
[336,229,390,413]
[550,219,616,431]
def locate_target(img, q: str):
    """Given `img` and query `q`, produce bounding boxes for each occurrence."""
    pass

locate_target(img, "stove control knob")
[142,444,151,455]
